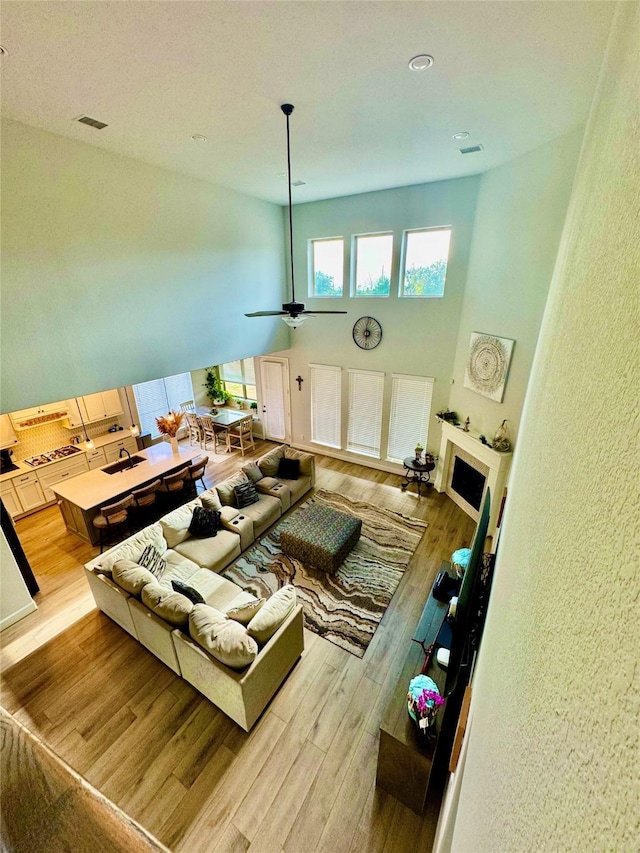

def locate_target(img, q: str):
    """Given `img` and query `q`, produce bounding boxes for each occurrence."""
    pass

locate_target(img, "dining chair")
[158,466,190,510]
[179,400,196,412]
[92,495,132,553]
[185,412,203,446]
[130,478,162,528]
[185,456,209,497]
[227,417,255,457]
[199,414,228,453]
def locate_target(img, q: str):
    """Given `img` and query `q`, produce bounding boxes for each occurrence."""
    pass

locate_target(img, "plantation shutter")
[310,364,341,448]
[220,360,244,384]
[387,373,435,463]
[347,369,384,458]
[132,373,193,439]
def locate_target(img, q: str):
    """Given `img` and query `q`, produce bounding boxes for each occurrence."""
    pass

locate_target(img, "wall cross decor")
[295,375,304,391]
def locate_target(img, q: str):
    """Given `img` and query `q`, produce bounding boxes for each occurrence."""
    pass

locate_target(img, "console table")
[376,563,453,814]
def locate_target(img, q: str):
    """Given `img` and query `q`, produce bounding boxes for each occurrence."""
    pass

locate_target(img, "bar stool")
[158,467,190,510]
[130,478,162,528]
[185,456,209,498]
[92,495,132,553]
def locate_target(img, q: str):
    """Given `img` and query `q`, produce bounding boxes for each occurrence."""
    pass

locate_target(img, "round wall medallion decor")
[463,332,515,402]
[353,316,382,350]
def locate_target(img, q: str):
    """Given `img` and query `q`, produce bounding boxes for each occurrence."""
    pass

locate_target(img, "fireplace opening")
[451,456,486,511]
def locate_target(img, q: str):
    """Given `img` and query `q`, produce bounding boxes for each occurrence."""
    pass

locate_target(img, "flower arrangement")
[155,410,184,437]
[436,408,460,425]
[407,674,445,735]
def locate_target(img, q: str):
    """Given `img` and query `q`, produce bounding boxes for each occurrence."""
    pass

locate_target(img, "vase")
[492,419,511,452]
[170,436,179,455]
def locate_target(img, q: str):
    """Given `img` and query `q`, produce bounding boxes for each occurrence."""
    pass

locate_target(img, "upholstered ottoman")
[280,504,362,573]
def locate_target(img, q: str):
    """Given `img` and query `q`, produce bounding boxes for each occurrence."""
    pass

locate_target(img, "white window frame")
[399,226,452,299]
[310,364,342,449]
[351,232,394,298]
[386,373,435,463]
[347,369,385,458]
[132,372,194,440]
[308,237,344,297]
[219,359,257,400]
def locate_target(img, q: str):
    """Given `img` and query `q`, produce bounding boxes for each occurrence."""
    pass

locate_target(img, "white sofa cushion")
[216,470,249,507]
[173,529,241,573]
[94,523,167,574]
[257,445,285,477]
[247,586,297,645]
[141,582,193,627]
[189,605,258,670]
[160,500,200,548]
[236,493,281,534]
[200,488,223,511]
[283,446,315,478]
[112,560,156,597]
[225,598,265,625]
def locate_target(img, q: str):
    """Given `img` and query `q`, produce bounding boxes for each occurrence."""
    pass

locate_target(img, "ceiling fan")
[245,104,347,329]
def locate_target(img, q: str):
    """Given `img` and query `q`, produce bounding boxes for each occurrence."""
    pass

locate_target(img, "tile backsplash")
[12,416,125,461]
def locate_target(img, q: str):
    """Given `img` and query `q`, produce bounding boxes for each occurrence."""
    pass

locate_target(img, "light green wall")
[282,177,481,462]
[0,120,290,413]
[448,128,584,443]
[451,3,639,849]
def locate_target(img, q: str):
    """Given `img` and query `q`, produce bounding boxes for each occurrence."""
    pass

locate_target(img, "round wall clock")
[353,316,382,350]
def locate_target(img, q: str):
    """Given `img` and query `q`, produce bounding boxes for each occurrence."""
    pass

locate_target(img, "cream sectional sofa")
[84,445,315,730]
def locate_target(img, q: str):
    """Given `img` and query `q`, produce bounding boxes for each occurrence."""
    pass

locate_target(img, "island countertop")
[52,444,197,511]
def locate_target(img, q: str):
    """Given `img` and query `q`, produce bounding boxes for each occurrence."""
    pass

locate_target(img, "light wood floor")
[1,442,475,853]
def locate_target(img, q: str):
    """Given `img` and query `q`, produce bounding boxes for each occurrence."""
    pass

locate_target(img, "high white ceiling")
[1,1,615,205]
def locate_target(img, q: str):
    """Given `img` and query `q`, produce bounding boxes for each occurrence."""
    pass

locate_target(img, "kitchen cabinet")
[86,447,108,470]
[38,456,90,503]
[81,391,123,423]
[10,401,68,430]
[0,479,23,518]
[13,471,46,513]
[104,435,138,463]
[65,390,123,427]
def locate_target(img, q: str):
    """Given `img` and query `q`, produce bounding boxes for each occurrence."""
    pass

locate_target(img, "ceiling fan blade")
[245,310,287,317]
[301,310,348,314]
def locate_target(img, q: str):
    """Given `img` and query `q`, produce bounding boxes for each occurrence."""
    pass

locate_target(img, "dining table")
[195,407,253,452]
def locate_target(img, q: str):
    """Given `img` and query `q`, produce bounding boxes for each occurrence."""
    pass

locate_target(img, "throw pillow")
[138,543,167,579]
[257,445,285,477]
[277,457,300,480]
[171,579,206,605]
[247,585,297,645]
[141,582,193,627]
[234,480,260,509]
[200,489,222,512]
[159,503,197,548]
[284,447,314,478]
[188,505,220,538]
[216,470,249,506]
[189,604,258,670]
[225,598,265,625]
[112,560,157,597]
[241,461,264,483]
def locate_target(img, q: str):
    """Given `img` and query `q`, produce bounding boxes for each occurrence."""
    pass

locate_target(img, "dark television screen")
[443,488,491,696]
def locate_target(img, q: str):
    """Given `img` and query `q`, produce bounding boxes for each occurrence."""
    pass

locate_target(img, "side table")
[401,457,435,496]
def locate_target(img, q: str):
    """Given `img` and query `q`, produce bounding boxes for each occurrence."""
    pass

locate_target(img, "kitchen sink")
[102,455,146,474]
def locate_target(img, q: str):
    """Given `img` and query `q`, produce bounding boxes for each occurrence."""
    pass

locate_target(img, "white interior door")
[259,358,290,444]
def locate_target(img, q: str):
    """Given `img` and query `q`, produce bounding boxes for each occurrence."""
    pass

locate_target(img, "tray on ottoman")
[280,503,362,573]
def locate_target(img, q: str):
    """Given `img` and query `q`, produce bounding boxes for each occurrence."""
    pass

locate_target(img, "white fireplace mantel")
[434,420,512,537]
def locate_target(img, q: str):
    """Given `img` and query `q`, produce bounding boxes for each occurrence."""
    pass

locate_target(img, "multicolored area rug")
[220,489,428,657]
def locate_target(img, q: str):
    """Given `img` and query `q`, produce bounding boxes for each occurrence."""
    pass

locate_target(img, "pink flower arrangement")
[416,689,444,717]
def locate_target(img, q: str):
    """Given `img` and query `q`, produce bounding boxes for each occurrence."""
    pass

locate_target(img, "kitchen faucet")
[119,448,134,469]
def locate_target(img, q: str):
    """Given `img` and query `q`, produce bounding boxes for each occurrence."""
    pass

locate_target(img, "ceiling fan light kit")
[245,104,347,328]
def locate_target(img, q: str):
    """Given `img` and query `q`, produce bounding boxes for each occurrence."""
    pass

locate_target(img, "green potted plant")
[204,368,231,406]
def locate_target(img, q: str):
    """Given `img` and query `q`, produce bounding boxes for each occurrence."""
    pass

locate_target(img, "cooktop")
[24,445,83,467]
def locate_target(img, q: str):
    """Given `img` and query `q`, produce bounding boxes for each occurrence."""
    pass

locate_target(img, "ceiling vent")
[77,115,108,130]
[459,144,484,155]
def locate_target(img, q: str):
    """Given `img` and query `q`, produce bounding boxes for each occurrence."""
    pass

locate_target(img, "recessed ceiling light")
[191,134,208,142]
[452,131,470,141]
[0,46,8,57]
[408,54,434,71]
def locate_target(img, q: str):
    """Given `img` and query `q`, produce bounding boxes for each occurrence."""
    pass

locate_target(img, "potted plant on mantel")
[204,368,232,407]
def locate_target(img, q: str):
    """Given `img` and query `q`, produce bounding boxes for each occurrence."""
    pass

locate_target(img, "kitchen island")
[52,444,196,546]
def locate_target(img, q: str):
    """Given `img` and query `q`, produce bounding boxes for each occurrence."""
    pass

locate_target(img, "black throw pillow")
[234,480,260,509]
[171,580,205,605]
[188,505,220,538]
[277,457,300,480]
